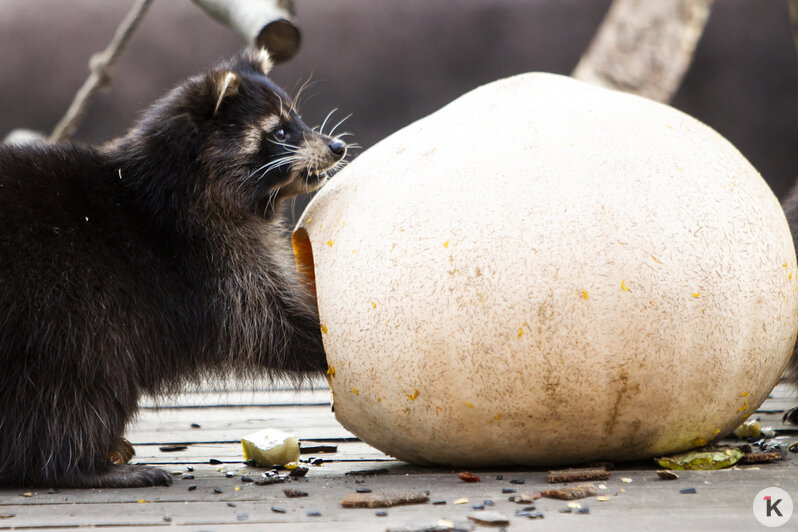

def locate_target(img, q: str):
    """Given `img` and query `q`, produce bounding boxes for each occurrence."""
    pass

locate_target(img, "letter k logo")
[754,488,792,526]
[765,496,783,518]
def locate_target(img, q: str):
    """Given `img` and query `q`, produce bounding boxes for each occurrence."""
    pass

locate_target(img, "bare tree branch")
[49,0,154,143]
[572,0,716,103]
[191,0,300,63]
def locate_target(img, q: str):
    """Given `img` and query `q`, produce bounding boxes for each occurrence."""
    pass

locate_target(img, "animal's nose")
[327,139,346,157]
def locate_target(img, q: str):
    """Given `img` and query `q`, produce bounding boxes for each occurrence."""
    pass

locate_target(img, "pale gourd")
[293,73,798,466]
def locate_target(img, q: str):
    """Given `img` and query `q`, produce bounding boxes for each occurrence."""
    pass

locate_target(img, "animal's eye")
[273,128,287,142]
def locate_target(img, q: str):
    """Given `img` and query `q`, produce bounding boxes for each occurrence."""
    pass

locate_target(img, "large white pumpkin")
[293,73,798,466]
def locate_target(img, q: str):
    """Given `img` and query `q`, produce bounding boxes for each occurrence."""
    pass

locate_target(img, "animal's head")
[123,49,352,220]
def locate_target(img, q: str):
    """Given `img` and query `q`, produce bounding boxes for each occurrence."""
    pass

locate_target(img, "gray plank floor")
[1,381,797,531]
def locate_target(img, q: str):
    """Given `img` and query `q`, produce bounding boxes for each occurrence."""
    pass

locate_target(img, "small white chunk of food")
[241,429,300,467]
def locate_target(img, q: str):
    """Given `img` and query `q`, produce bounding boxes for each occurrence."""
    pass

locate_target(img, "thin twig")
[49,0,154,143]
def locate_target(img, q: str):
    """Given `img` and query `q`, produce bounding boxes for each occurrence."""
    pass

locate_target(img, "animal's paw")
[90,464,173,488]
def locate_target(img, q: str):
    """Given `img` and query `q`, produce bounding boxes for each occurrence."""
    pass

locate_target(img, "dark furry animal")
[0,49,349,488]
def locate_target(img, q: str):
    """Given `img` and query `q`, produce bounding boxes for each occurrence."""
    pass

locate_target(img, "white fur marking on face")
[241,127,262,155]
[239,115,281,155]
[261,115,280,132]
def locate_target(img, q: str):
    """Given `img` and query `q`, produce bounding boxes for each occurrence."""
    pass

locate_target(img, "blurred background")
[1,0,797,219]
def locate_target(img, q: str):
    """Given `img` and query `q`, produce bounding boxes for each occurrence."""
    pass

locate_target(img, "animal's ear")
[213,71,241,116]
[241,47,273,76]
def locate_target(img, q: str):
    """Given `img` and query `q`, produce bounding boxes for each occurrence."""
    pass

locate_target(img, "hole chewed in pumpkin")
[291,227,317,301]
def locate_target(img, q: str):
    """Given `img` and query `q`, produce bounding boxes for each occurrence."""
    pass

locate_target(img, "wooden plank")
[125,404,352,443]
[2,463,797,530]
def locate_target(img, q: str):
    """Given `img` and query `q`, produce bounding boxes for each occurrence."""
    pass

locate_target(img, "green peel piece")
[241,429,300,467]
[655,448,744,470]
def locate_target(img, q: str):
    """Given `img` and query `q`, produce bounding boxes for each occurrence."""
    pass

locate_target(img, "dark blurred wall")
[1,0,797,210]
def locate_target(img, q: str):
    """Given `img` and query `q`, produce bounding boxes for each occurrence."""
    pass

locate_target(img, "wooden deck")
[1,381,797,531]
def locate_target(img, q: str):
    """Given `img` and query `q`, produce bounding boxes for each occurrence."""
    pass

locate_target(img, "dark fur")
[0,50,346,488]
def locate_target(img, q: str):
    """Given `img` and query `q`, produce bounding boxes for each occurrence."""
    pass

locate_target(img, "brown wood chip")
[657,470,679,480]
[741,451,785,464]
[341,491,429,508]
[541,484,597,500]
[458,471,480,482]
[548,467,610,483]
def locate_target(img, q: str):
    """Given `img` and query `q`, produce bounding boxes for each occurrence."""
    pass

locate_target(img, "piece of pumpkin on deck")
[241,428,300,467]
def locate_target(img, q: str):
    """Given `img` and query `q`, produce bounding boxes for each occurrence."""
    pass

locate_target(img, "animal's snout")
[327,139,346,157]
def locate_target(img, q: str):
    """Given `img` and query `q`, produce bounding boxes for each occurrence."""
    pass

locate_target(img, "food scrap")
[541,484,597,500]
[458,471,480,483]
[241,428,300,467]
[655,448,744,470]
[509,492,542,503]
[467,511,510,526]
[733,418,760,439]
[741,450,786,464]
[547,467,610,483]
[341,491,429,508]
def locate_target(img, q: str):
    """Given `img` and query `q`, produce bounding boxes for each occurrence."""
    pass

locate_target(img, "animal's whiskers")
[290,75,319,115]
[266,138,301,153]
[318,108,338,136]
[328,114,353,137]
[242,155,303,190]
